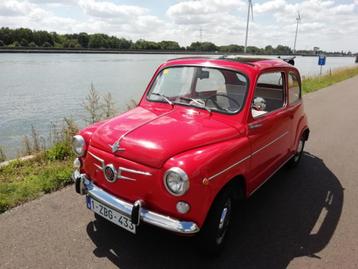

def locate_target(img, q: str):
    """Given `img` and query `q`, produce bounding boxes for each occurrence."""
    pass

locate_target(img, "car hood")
[90,106,238,168]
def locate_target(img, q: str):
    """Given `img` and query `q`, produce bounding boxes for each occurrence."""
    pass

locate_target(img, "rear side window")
[288,73,301,104]
[252,72,285,118]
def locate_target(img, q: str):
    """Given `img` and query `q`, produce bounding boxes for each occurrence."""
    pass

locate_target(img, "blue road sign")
[318,55,326,66]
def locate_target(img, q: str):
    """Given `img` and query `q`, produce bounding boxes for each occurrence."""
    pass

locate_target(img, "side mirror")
[279,56,295,66]
[252,97,266,111]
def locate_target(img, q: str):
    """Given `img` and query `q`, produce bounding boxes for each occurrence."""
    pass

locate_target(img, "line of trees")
[0,27,354,56]
[0,27,184,50]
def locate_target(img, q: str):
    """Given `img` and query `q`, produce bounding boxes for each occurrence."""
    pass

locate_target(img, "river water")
[0,53,356,158]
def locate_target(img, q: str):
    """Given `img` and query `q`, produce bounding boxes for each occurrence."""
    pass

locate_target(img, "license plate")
[86,196,136,234]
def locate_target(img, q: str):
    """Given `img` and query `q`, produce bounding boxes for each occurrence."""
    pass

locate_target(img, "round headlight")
[164,167,189,196]
[72,135,86,157]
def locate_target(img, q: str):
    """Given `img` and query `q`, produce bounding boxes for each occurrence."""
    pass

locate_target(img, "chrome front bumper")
[73,173,200,234]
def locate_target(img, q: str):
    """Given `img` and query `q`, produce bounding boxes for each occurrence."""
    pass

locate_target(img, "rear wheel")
[197,188,234,255]
[288,136,305,168]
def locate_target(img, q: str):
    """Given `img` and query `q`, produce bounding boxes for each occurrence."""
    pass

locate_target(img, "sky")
[0,0,357,52]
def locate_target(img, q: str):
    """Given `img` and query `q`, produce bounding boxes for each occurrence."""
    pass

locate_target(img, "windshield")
[147,66,248,114]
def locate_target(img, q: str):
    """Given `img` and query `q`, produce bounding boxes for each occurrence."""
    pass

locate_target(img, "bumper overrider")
[72,172,200,234]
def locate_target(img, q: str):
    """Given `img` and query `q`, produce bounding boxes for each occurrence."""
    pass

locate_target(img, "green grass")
[302,66,358,94]
[0,152,73,214]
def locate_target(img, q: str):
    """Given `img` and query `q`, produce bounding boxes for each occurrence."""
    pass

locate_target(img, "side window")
[252,72,285,118]
[288,73,301,104]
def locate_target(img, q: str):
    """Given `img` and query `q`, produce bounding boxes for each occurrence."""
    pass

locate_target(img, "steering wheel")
[205,93,241,112]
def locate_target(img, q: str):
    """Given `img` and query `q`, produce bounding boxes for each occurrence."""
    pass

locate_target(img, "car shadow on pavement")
[86,152,344,269]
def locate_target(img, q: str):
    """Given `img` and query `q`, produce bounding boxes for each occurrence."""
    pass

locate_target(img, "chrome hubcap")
[219,208,228,230]
[294,140,304,161]
[216,199,231,245]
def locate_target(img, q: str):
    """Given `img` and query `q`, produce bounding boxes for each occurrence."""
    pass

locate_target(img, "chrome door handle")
[249,123,263,129]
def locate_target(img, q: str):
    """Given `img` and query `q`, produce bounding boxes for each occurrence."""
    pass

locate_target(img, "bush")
[0,146,6,162]
[126,99,137,111]
[187,42,218,51]
[20,38,28,47]
[83,83,102,123]
[10,41,21,47]
[42,42,51,47]
[45,117,78,160]
[22,136,32,155]
[0,158,73,213]
[28,42,37,48]
[31,125,41,152]
[45,141,72,161]
[102,92,117,118]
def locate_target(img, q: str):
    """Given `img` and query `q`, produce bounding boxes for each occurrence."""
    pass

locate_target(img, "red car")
[72,56,309,252]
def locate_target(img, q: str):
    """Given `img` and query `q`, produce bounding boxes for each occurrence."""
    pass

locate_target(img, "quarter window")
[288,73,301,104]
[252,72,285,118]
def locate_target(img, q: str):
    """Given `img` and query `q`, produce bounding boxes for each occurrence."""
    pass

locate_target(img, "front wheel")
[288,136,305,168]
[197,189,233,255]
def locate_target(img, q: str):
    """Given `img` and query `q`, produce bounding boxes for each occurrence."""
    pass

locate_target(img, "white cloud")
[0,0,77,33]
[78,0,147,19]
[0,0,43,16]
[75,0,166,39]
[254,0,286,13]
[27,0,77,4]
[245,0,358,50]
[167,0,245,25]
[0,0,357,51]
[332,3,355,14]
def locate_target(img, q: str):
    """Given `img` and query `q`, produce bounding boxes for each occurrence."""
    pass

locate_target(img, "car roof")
[165,55,296,73]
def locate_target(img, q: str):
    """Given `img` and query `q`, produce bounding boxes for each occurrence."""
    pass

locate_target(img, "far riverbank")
[0,47,356,57]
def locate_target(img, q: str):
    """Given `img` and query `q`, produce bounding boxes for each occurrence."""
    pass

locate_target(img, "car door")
[286,71,304,152]
[247,70,291,193]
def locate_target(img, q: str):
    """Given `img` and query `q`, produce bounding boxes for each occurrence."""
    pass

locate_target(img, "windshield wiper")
[179,97,211,114]
[151,93,173,107]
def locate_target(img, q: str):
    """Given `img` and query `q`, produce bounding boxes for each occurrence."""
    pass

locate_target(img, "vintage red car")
[72,56,309,253]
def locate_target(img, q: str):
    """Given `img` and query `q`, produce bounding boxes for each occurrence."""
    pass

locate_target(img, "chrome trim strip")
[88,151,152,177]
[88,152,105,170]
[94,163,103,170]
[113,110,173,150]
[251,131,289,156]
[208,155,251,181]
[82,178,200,234]
[249,123,263,129]
[117,175,135,181]
[208,131,289,181]
[119,167,152,176]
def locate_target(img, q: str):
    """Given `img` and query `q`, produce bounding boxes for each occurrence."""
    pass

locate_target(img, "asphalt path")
[1,76,358,269]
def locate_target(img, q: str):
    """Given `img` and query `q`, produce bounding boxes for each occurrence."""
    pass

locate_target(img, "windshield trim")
[145,65,250,116]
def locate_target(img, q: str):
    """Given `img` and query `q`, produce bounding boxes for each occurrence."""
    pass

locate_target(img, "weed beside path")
[302,66,358,94]
[0,156,72,213]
